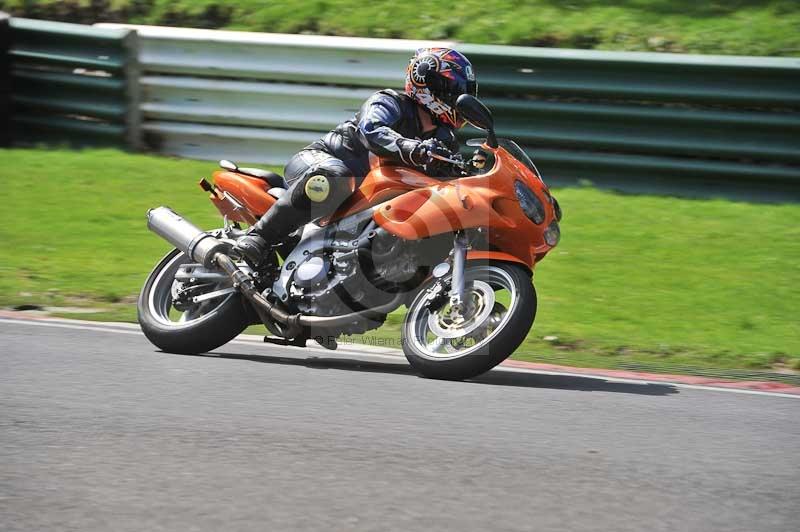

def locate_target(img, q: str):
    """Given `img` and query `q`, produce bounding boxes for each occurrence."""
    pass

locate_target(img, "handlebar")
[428,151,466,169]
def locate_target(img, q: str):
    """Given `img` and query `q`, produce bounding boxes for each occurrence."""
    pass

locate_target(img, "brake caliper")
[423,279,449,311]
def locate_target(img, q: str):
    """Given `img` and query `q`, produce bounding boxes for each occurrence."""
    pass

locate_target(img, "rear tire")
[137,249,249,354]
[402,262,536,380]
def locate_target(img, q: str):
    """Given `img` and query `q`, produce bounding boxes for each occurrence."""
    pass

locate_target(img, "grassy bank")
[3,0,800,56]
[3,147,799,372]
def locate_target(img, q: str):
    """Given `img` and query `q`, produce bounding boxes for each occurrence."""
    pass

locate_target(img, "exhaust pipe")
[214,252,401,333]
[146,206,403,337]
[145,206,299,332]
[146,206,228,268]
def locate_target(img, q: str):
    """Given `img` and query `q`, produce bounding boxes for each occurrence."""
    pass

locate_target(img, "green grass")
[3,147,800,373]
[1,148,222,309]
[3,0,800,56]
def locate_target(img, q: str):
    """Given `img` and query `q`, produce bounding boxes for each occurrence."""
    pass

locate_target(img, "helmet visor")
[440,76,478,107]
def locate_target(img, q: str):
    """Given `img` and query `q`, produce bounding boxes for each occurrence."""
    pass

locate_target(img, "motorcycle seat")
[238,167,286,189]
[219,159,286,188]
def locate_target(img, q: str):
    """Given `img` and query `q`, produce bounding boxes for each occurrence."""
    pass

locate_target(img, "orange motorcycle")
[138,96,561,380]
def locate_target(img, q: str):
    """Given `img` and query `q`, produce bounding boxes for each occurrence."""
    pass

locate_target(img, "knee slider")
[288,160,353,213]
[304,174,331,203]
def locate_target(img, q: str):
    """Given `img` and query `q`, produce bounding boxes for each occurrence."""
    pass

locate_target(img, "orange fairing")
[205,146,557,268]
[373,146,558,267]
[209,170,276,224]
[466,250,529,268]
[325,158,441,223]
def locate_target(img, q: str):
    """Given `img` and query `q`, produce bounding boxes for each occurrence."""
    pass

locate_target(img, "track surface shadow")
[171,350,678,396]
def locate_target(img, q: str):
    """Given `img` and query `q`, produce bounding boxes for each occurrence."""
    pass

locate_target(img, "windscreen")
[466,138,541,177]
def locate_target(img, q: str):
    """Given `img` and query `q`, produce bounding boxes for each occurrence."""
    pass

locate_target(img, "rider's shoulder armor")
[357,89,419,137]
[313,89,457,176]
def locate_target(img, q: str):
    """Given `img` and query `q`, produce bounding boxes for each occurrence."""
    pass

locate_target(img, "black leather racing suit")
[253,89,459,242]
[294,89,457,179]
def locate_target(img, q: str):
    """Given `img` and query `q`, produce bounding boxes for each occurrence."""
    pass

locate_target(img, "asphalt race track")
[1,318,798,532]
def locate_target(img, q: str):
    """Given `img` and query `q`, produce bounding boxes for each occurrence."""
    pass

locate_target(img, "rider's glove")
[409,138,454,167]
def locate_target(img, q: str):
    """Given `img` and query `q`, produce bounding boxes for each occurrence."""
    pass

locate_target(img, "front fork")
[422,230,472,315]
[449,230,469,313]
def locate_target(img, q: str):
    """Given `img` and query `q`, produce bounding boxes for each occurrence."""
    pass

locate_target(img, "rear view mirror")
[456,95,498,148]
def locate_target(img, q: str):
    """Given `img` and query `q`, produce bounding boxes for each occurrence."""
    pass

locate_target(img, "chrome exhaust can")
[146,206,228,268]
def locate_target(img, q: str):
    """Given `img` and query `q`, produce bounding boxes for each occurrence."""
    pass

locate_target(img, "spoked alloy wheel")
[402,263,536,380]
[137,248,249,354]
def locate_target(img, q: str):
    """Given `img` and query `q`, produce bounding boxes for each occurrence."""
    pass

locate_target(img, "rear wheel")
[402,262,536,380]
[137,248,249,354]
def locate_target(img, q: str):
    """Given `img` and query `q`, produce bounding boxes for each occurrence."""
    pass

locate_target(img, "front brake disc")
[427,280,495,339]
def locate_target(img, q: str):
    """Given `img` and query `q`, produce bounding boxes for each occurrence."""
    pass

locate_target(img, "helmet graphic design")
[405,48,477,128]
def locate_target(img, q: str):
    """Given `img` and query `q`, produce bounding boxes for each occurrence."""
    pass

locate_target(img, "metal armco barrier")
[102,24,800,197]
[9,18,140,149]
[460,45,800,197]
[98,24,447,166]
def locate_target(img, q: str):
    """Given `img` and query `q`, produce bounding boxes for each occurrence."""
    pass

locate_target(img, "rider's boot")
[233,171,346,267]
[233,190,309,267]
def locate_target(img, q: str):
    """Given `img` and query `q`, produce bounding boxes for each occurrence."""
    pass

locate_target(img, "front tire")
[137,248,249,354]
[402,262,536,380]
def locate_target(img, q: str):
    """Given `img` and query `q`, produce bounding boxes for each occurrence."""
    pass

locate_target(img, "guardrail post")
[0,12,10,146]
[9,18,136,149]
[122,28,142,150]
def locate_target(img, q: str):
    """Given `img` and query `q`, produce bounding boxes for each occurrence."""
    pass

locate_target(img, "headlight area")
[544,221,561,246]
[514,180,545,224]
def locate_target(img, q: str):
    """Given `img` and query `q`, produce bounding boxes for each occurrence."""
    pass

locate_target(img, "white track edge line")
[493,366,800,399]
[0,317,395,359]
[1,317,797,399]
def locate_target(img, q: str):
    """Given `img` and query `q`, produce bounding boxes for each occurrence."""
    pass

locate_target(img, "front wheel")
[137,248,249,354]
[402,262,536,380]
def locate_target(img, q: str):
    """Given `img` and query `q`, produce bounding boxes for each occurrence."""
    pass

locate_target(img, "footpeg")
[263,335,307,348]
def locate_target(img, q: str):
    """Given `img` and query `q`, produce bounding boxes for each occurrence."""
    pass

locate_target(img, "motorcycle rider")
[232,48,478,267]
